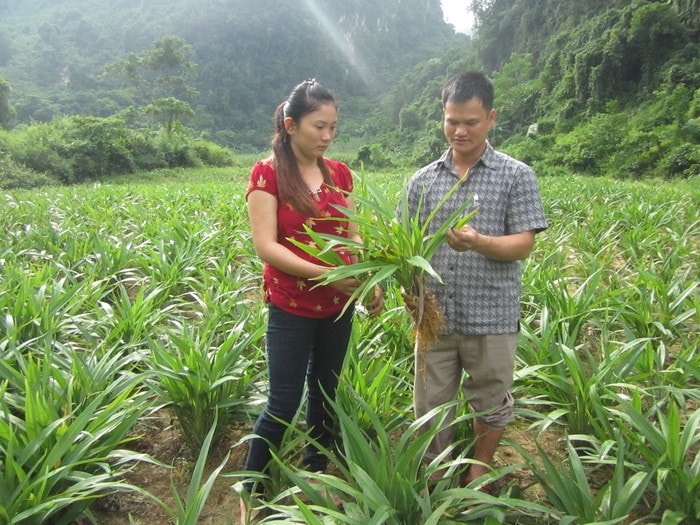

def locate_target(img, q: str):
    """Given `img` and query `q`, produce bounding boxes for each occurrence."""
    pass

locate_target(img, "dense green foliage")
[0,115,234,188]
[478,0,700,179]
[1,169,698,522]
[0,0,698,186]
[369,0,700,178]
[0,0,455,149]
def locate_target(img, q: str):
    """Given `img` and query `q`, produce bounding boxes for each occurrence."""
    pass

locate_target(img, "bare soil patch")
[90,410,248,525]
[88,410,566,524]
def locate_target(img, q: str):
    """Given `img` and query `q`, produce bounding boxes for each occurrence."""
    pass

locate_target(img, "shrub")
[660,142,700,179]
[611,130,666,179]
[501,133,554,167]
[355,143,395,169]
[0,153,57,190]
[551,113,625,174]
[2,116,235,184]
[130,132,169,171]
[681,117,700,142]
[399,104,424,131]
[191,139,235,167]
[62,115,137,179]
[5,116,137,183]
[7,122,74,182]
[156,133,202,168]
[536,119,556,135]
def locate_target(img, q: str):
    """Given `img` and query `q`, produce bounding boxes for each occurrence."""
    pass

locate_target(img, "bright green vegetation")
[0,0,456,150]
[1,0,698,190]
[291,170,479,350]
[0,169,698,524]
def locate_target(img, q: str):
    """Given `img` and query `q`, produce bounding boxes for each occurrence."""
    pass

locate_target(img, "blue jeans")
[244,303,354,492]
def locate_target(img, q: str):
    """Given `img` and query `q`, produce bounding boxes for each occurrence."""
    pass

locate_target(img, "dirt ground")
[89,410,247,525]
[88,409,563,525]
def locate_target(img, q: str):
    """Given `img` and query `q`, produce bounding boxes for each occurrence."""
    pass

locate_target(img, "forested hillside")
[0,0,458,149]
[373,0,700,178]
[0,0,698,183]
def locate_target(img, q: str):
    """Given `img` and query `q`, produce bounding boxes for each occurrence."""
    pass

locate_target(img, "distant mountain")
[0,0,461,149]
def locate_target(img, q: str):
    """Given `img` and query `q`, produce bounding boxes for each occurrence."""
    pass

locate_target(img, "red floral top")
[245,157,355,318]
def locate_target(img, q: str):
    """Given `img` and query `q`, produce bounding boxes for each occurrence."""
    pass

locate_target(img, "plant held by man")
[292,169,477,350]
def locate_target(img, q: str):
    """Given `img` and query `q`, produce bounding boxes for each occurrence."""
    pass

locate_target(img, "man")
[404,71,548,491]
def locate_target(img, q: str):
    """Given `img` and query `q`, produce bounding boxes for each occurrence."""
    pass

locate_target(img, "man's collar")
[441,141,495,171]
[479,141,497,169]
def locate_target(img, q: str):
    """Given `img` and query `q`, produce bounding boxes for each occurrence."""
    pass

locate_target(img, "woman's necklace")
[301,164,324,197]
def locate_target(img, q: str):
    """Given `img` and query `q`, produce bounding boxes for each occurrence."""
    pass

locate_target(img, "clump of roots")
[407,289,445,352]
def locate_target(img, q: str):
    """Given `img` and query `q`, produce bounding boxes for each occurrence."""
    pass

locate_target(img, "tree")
[0,32,12,67]
[629,3,688,90]
[104,35,199,104]
[0,76,13,129]
[145,36,199,100]
[144,97,194,135]
[670,0,700,31]
[491,53,544,138]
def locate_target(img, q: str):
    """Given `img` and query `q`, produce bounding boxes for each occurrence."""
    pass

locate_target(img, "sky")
[441,0,474,34]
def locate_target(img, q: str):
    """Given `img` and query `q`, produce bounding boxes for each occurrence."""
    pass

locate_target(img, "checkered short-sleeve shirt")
[405,143,548,335]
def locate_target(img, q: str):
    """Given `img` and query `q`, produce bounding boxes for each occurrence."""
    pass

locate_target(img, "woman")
[241,79,383,519]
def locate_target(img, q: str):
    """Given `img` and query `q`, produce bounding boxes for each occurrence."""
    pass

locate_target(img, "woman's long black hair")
[272,79,336,217]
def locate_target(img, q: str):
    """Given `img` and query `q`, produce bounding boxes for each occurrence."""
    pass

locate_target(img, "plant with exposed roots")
[291,169,476,351]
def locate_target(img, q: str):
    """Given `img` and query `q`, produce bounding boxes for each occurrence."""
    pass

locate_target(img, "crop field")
[0,167,698,524]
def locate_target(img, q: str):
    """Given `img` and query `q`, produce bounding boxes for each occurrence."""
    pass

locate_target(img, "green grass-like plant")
[0,339,152,524]
[0,168,698,523]
[144,416,231,525]
[263,387,551,524]
[146,316,265,450]
[291,169,477,350]
[610,398,700,522]
[512,435,654,524]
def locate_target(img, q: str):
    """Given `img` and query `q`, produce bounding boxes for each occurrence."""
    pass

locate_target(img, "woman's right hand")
[329,277,361,296]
